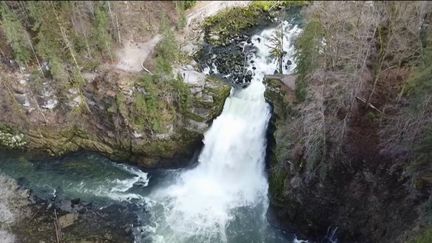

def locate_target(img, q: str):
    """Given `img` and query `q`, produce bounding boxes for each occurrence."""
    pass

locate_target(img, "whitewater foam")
[137,21,301,243]
[65,163,149,203]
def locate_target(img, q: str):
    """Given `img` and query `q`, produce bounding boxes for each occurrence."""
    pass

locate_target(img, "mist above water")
[0,20,302,243]
[138,21,301,243]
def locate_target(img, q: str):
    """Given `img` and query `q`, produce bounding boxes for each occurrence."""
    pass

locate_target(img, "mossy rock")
[411,227,432,243]
[184,76,230,122]
[268,167,288,205]
[203,1,308,46]
[131,128,202,167]
[264,79,296,120]
[0,70,229,169]
[0,124,27,149]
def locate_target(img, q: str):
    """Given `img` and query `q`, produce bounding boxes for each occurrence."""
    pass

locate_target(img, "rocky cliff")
[265,2,432,242]
[265,76,420,242]
[0,68,229,167]
[0,1,230,168]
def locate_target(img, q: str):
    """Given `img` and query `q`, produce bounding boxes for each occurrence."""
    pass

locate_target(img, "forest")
[1,1,432,243]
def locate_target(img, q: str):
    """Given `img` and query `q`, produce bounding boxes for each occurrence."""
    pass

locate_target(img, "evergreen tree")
[0,3,32,66]
[94,2,113,61]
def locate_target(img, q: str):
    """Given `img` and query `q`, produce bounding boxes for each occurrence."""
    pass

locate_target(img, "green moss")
[406,128,432,189]
[184,110,207,122]
[412,228,432,243]
[116,92,129,120]
[204,76,231,111]
[269,167,288,205]
[404,26,432,112]
[1,72,228,168]
[171,78,192,114]
[204,1,308,46]
[178,1,196,10]
[130,74,180,134]
[417,128,432,160]
[367,111,378,122]
[203,5,264,46]
[0,124,27,149]
[24,126,115,157]
[134,127,200,159]
[253,1,308,10]
[265,77,310,204]
[174,77,228,124]
[74,137,114,155]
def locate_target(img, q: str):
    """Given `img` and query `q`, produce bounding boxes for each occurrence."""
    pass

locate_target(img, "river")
[0,20,302,243]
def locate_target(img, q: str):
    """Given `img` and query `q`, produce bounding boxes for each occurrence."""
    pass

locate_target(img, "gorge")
[1,1,432,243]
[1,15,304,243]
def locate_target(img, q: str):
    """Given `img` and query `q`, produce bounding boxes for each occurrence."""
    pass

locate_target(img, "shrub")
[294,20,323,101]
[0,3,32,66]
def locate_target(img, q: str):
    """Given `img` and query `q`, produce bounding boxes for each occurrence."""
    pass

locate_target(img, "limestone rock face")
[0,66,229,169]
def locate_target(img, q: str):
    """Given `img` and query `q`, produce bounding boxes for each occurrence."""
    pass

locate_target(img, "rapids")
[136,20,301,243]
[0,20,302,243]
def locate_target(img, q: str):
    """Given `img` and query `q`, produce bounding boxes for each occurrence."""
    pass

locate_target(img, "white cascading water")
[137,22,301,243]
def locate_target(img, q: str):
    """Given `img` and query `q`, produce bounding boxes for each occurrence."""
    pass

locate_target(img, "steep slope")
[265,2,432,242]
[0,1,230,167]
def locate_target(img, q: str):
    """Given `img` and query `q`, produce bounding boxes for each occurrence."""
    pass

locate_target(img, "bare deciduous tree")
[296,1,432,171]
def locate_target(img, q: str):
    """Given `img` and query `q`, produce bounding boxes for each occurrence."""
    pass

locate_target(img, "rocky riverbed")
[0,153,138,243]
[0,174,30,243]
[7,2,428,243]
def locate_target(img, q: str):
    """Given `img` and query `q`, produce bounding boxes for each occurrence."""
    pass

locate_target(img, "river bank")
[0,174,29,243]
[0,151,145,242]
[0,3,306,242]
[3,2,431,243]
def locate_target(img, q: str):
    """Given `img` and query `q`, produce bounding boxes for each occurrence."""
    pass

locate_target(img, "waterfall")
[138,22,301,243]
[0,17,304,243]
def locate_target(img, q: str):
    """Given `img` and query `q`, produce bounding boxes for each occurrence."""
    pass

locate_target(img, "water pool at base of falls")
[0,21,304,243]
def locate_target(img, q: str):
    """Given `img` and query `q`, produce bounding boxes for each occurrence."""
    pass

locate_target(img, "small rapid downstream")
[0,21,301,243]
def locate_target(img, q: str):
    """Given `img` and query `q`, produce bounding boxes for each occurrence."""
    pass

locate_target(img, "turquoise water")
[0,151,298,243]
[0,152,160,206]
[0,10,307,243]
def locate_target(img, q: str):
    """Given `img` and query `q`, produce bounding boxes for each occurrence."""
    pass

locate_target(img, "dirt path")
[115,35,162,72]
[114,1,251,73]
[185,1,250,29]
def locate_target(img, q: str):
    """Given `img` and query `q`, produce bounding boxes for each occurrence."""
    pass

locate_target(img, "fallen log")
[141,62,153,75]
[53,209,62,243]
[355,96,383,113]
